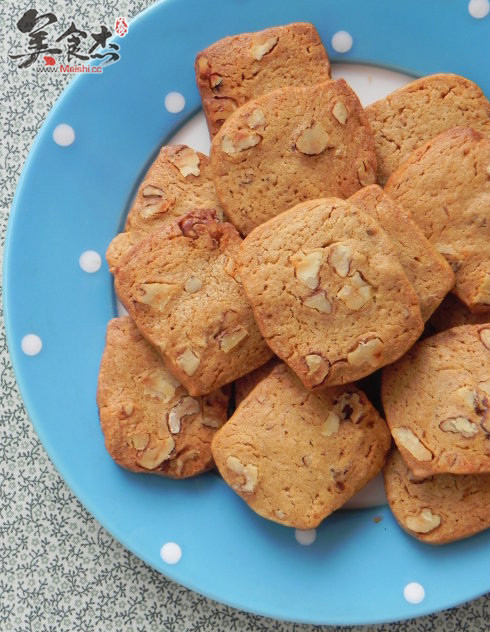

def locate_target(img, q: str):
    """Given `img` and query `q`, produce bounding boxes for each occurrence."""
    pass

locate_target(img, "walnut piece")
[479,327,490,350]
[296,122,330,155]
[175,450,199,475]
[337,272,374,310]
[329,244,352,277]
[221,131,262,154]
[404,508,441,534]
[332,101,348,124]
[226,455,258,493]
[251,36,278,61]
[247,108,266,129]
[167,396,200,434]
[322,411,340,437]
[392,427,433,462]
[336,391,365,423]
[357,160,374,186]
[290,249,323,289]
[136,437,175,470]
[168,147,200,177]
[142,185,163,197]
[304,354,330,384]
[136,282,178,309]
[479,379,490,397]
[209,74,223,91]
[346,337,383,367]
[303,290,332,313]
[219,327,249,353]
[439,416,479,438]
[121,402,134,417]
[176,349,200,376]
[141,368,180,403]
[129,432,149,451]
[140,198,174,219]
[474,274,490,306]
[197,55,210,77]
[184,277,202,293]
[274,510,286,519]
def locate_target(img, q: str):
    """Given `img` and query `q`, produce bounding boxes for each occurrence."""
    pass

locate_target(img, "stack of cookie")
[97,22,490,544]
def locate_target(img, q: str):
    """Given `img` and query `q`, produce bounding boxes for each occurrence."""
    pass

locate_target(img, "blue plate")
[4,0,490,625]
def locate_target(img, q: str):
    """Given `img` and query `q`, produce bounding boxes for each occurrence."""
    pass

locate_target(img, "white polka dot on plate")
[79,250,101,273]
[403,582,425,604]
[21,334,43,356]
[295,528,317,545]
[331,31,353,53]
[468,0,490,18]
[160,542,182,564]
[165,92,186,113]
[52,123,75,146]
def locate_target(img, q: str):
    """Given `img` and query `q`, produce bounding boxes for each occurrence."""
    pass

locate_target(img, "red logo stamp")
[114,17,129,38]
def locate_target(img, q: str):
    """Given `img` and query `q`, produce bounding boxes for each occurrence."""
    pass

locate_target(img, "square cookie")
[238,197,423,389]
[195,22,331,137]
[350,185,454,321]
[366,73,490,184]
[97,317,229,477]
[106,145,219,271]
[114,210,273,396]
[384,449,490,544]
[212,363,391,528]
[210,80,376,235]
[382,324,490,477]
[385,126,490,313]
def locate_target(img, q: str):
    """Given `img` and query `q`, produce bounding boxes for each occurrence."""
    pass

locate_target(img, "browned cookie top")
[106,145,219,271]
[238,197,423,389]
[384,449,490,545]
[382,324,490,477]
[211,80,376,235]
[366,73,490,184]
[97,317,229,477]
[195,22,331,137]
[212,364,391,528]
[114,210,273,396]
[385,127,490,314]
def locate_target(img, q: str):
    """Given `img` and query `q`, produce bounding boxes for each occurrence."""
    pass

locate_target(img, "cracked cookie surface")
[366,73,490,184]
[210,80,376,235]
[350,185,454,322]
[212,364,391,528]
[382,324,490,477]
[97,317,229,477]
[384,449,490,544]
[195,22,331,137]
[106,145,219,271]
[385,127,490,314]
[238,197,423,389]
[114,210,273,396]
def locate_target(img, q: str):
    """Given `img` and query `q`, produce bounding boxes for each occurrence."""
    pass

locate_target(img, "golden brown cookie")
[212,364,391,528]
[385,126,490,313]
[234,358,278,407]
[97,317,229,477]
[382,324,490,477]
[195,22,331,137]
[384,449,490,545]
[210,80,376,235]
[430,293,490,333]
[349,185,454,321]
[114,210,273,396]
[366,73,490,184]
[238,197,424,390]
[106,145,219,271]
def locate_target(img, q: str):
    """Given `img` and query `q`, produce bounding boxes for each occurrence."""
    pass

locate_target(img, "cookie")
[114,210,273,396]
[382,324,490,477]
[366,73,490,184]
[384,449,490,545]
[234,358,278,407]
[385,127,490,313]
[210,80,376,235]
[195,22,331,137]
[96,317,229,477]
[349,185,454,321]
[238,197,424,390]
[430,293,490,333]
[212,364,391,528]
[106,145,219,271]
